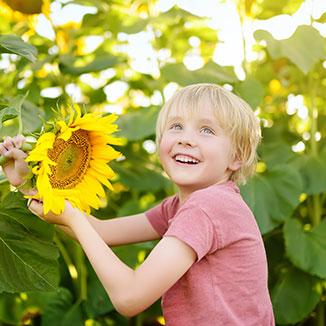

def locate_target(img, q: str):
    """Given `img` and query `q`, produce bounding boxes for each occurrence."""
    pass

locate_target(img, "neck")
[177,178,232,205]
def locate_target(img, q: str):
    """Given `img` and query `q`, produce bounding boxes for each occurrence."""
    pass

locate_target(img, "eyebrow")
[166,116,183,124]
[197,118,217,126]
[167,115,216,123]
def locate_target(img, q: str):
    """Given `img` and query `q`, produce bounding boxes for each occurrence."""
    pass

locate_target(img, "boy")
[0,83,275,325]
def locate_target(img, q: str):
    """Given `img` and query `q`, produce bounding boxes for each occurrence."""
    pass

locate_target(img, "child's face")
[159,98,241,198]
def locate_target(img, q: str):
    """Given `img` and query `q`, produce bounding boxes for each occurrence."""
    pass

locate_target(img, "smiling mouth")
[174,155,200,165]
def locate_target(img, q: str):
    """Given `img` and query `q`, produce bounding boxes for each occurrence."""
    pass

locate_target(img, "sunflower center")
[47,129,92,189]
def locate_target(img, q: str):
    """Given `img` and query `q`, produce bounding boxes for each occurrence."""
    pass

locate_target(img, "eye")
[201,127,214,135]
[170,124,182,131]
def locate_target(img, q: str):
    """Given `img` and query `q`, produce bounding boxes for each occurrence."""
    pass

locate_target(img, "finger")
[0,143,6,155]
[5,148,28,160]
[28,189,38,197]
[28,199,44,218]
[3,136,14,151]
[14,135,26,148]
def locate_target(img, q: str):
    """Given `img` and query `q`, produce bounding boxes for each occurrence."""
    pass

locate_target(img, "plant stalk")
[308,58,324,326]
[316,302,325,326]
[74,242,88,301]
[54,235,80,295]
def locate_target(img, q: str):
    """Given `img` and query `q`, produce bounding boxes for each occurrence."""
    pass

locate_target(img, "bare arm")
[29,200,197,317]
[0,136,160,246]
[57,212,161,246]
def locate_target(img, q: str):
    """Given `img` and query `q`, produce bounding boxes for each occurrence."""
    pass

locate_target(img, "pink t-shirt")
[145,181,275,326]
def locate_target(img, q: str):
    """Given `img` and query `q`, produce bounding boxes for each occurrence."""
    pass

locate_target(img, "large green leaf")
[264,165,302,218]
[254,25,326,74]
[252,0,305,19]
[0,93,27,131]
[85,276,114,318]
[0,291,51,325]
[0,192,59,293]
[241,175,279,234]
[120,17,149,34]
[300,155,326,195]
[238,78,265,108]
[112,162,172,191]
[0,34,37,62]
[21,100,43,133]
[41,288,84,326]
[59,54,122,75]
[271,267,321,324]
[116,106,160,141]
[240,165,302,234]
[0,107,19,129]
[161,61,238,86]
[260,141,297,169]
[284,218,326,278]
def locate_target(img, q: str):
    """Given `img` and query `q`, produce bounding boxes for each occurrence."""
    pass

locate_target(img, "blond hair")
[155,83,261,185]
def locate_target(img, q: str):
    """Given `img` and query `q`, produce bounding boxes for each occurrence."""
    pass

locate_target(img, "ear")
[228,158,242,172]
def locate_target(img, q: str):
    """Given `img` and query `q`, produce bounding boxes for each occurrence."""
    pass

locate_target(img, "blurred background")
[0,0,326,325]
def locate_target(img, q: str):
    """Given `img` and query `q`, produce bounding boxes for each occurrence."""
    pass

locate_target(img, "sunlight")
[8,0,326,100]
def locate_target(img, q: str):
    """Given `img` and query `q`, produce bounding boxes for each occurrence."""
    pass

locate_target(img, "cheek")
[158,134,172,156]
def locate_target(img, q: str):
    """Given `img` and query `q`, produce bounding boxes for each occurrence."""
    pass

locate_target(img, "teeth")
[175,155,199,164]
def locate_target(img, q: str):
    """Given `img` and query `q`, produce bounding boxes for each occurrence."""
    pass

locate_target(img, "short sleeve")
[145,195,179,236]
[164,205,220,261]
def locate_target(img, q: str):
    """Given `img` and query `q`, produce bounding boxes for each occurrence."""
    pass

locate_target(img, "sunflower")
[26,104,122,215]
[0,0,51,37]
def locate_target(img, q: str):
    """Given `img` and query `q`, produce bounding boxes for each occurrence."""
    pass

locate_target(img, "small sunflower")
[26,104,122,215]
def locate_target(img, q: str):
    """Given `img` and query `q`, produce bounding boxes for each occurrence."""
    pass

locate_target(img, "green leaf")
[265,165,302,218]
[21,100,43,133]
[284,218,326,278]
[300,155,326,195]
[113,243,153,269]
[260,141,296,169]
[316,12,326,23]
[0,107,19,129]
[238,78,265,108]
[240,165,302,234]
[112,162,172,191]
[59,54,122,76]
[241,175,278,234]
[117,199,146,217]
[0,291,51,325]
[116,107,160,141]
[0,34,38,62]
[41,288,84,326]
[0,192,59,293]
[254,25,326,74]
[161,61,238,86]
[252,0,305,19]
[85,279,114,318]
[120,17,149,34]
[271,267,321,324]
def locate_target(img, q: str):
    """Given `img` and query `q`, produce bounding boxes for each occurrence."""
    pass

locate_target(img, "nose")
[177,133,196,147]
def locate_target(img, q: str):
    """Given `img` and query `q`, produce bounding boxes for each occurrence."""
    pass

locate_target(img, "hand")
[28,199,85,228]
[0,135,30,187]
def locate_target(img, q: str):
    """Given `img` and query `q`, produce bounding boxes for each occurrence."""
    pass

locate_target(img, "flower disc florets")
[26,103,122,215]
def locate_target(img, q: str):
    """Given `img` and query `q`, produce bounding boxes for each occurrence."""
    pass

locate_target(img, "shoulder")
[184,181,241,209]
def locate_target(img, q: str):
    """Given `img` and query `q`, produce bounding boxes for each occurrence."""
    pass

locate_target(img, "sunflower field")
[0,0,326,325]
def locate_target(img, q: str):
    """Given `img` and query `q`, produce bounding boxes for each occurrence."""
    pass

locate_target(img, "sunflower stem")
[54,234,80,295]
[74,242,88,301]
